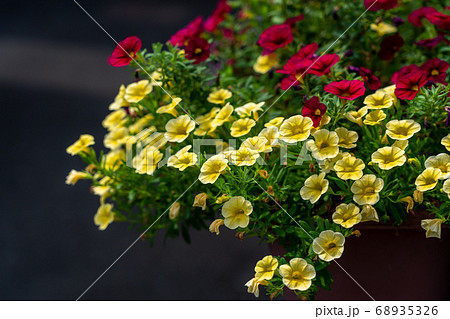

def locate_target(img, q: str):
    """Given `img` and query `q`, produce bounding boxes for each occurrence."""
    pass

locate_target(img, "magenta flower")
[108,36,142,67]
[324,80,365,100]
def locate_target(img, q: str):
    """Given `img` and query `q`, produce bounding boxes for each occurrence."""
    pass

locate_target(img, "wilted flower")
[360,205,379,222]
[421,219,443,239]
[209,218,225,235]
[413,190,424,203]
[169,202,181,220]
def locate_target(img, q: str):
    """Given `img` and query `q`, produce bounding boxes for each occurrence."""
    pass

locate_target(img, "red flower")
[415,35,445,48]
[185,38,210,64]
[204,0,231,32]
[257,24,293,53]
[291,43,318,60]
[378,34,404,61]
[308,54,340,77]
[364,0,398,11]
[108,36,142,67]
[277,58,313,90]
[420,58,449,84]
[280,75,302,90]
[324,80,366,100]
[408,7,438,27]
[169,16,204,47]
[394,71,428,100]
[284,14,304,28]
[427,11,450,30]
[391,64,421,84]
[302,96,327,127]
[359,67,381,90]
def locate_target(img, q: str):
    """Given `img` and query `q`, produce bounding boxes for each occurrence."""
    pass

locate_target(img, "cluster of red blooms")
[409,6,450,47]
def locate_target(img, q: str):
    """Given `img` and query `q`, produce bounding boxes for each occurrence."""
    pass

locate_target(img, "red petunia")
[302,96,327,127]
[277,58,313,90]
[169,16,204,47]
[291,43,318,61]
[185,38,210,64]
[284,14,304,28]
[391,64,421,84]
[108,36,142,67]
[359,67,381,90]
[378,34,404,61]
[364,0,398,11]
[427,11,450,30]
[280,75,302,90]
[308,54,340,77]
[324,80,366,100]
[420,58,449,84]
[408,7,438,27]
[415,35,445,48]
[204,0,232,32]
[394,71,428,100]
[257,24,293,53]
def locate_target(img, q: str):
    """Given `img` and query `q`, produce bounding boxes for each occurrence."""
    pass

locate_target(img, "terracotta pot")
[269,212,450,300]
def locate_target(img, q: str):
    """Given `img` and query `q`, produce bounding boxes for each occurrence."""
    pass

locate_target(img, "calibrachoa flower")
[207,88,232,104]
[324,80,365,100]
[204,0,231,32]
[420,58,449,84]
[312,230,345,262]
[378,34,404,61]
[334,156,365,180]
[109,85,130,110]
[364,110,386,126]
[242,136,270,153]
[133,146,163,175]
[415,168,442,192]
[94,203,114,230]
[167,145,198,171]
[335,127,358,149]
[371,146,407,170]
[370,21,397,36]
[306,129,339,161]
[221,196,253,229]
[165,115,196,142]
[169,16,204,47]
[363,92,394,109]
[301,96,327,127]
[344,107,368,126]
[364,0,398,11]
[300,173,329,204]
[386,119,421,140]
[421,219,443,239]
[257,24,293,53]
[360,205,379,222]
[332,203,362,228]
[394,71,428,100]
[65,170,88,185]
[258,127,280,151]
[245,278,266,297]
[125,80,153,103]
[230,147,260,166]
[441,134,450,151]
[199,154,228,184]
[66,134,94,155]
[108,36,142,67]
[253,53,278,74]
[359,67,381,90]
[279,258,316,291]
[211,103,234,126]
[279,115,313,143]
[351,174,384,205]
[309,54,340,77]
[185,38,211,64]
[235,102,265,118]
[265,117,284,129]
[157,97,182,117]
[254,255,279,281]
[230,118,256,137]
[104,127,128,150]
[425,154,450,179]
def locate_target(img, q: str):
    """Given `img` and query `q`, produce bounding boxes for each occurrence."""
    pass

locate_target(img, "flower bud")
[169,202,181,220]
[215,194,230,204]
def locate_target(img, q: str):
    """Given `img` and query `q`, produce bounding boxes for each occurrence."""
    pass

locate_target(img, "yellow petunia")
[371,146,406,170]
[67,134,95,156]
[195,107,220,124]
[92,176,112,198]
[441,134,450,151]
[279,115,313,143]
[167,145,198,171]
[230,147,260,166]
[209,218,224,235]
[165,115,196,142]
[254,255,279,281]
[364,92,394,110]
[211,103,234,127]
[351,174,384,205]
[421,219,443,239]
[129,114,155,134]
[425,153,450,179]
[94,203,114,231]
[245,278,266,298]
[376,84,397,101]
[193,193,208,211]
[104,149,126,171]
[300,172,329,204]
[132,146,163,175]
[360,204,379,222]
[392,139,408,150]
[264,117,284,129]
[65,170,88,185]
[230,118,256,137]
[344,107,368,126]
[415,168,442,192]
[332,203,362,228]
[306,129,339,161]
[312,230,345,262]
[253,53,278,74]
[279,258,316,291]
[335,127,358,149]
[242,136,269,153]
[310,115,332,135]
[109,84,130,110]
[386,119,421,140]
[207,88,232,104]
[104,127,129,150]
[370,21,397,36]
[258,126,280,151]
[333,156,365,180]
[235,102,265,118]
[221,196,253,229]
[199,154,228,184]
[124,80,153,103]
[156,97,182,117]
[102,109,127,130]
[364,110,386,126]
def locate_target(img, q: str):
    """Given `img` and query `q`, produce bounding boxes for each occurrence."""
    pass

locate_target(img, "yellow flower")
[245,278,266,297]
[124,80,152,103]
[254,255,279,280]
[230,147,260,166]
[344,107,368,126]
[312,230,345,262]
[230,118,256,137]
[413,190,424,203]
[425,153,450,179]
[94,203,114,231]
[92,177,112,198]
[335,127,358,149]
[264,117,284,128]
[209,218,224,235]
[193,193,208,211]
[364,92,394,110]
[167,145,198,171]
[318,151,350,173]
[66,134,94,155]
[441,134,450,151]
[392,139,408,150]
[241,136,269,153]
[195,107,220,124]
[109,84,130,110]
[386,119,421,140]
[221,196,253,229]
[143,132,168,149]
[132,146,163,175]
[306,129,339,161]
[415,168,442,192]
[332,203,362,228]
[333,156,365,180]
[102,109,127,130]
[165,115,196,142]
[104,149,126,170]
[194,120,217,136]
[207,88,232,104]
[421,219,443,239]
[199,154,228,184]
[444,179,450,199]
[104,127,129,149]
[211,103,234,127]
[279,115,313,143]
[300,173,329,204]
[65,170,88,185]
[360,204,379,222]
[129,114,155,134]
[371,146,406,170]
[370,21,397,36]
[235,102,265,118]
[169,202,181,220]
[376,84,397,101]
[351,174,384,205]
[364,110,386,126]
[279,258,316,291]
[156,97,182,117]
[253,53,278,74]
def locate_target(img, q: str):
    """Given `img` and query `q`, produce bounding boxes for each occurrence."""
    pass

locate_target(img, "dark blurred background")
[0,0,270,300]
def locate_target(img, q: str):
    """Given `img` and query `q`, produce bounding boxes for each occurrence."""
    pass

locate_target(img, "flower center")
[341,92,351,97]
[365,186,376,195]
[292,271,303,280]
[195,48,203,54]
[314,109,322,116]
[431,69,440,76]
[411,85,419,91]
[327,242,337,249]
